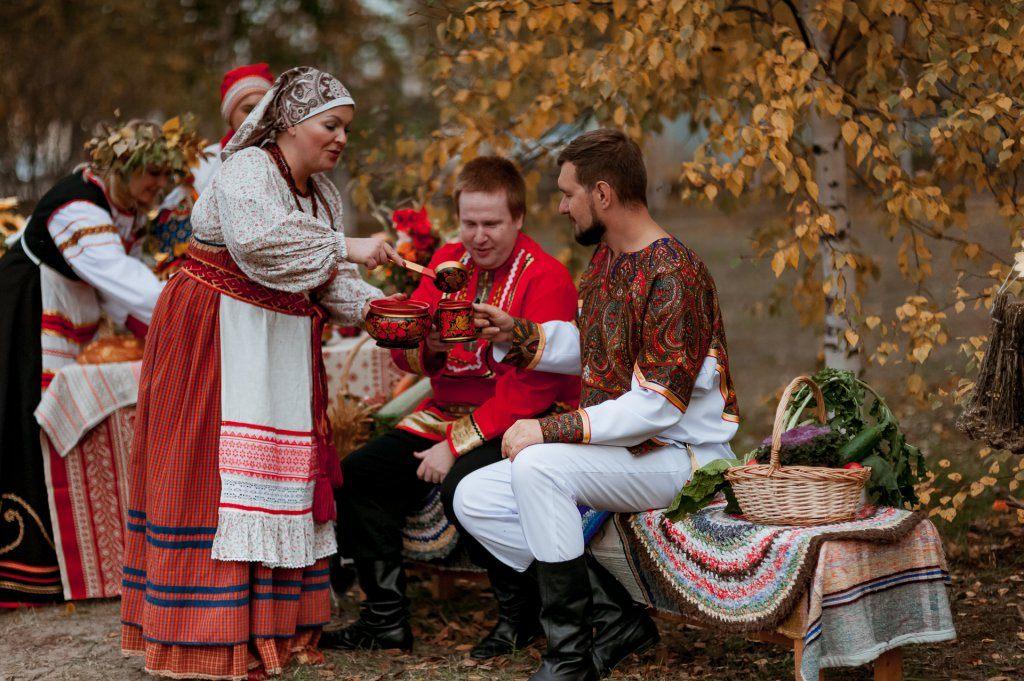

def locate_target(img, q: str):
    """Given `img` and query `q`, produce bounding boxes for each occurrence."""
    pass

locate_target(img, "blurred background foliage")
[4,0,1024,533]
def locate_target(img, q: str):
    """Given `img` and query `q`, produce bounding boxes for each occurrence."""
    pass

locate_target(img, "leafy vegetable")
[664,370,928,519]
[785,369,928,508]
[665,458,740,521]
[753,425,846,468]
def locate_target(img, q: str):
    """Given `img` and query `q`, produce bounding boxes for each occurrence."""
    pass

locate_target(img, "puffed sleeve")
[48,201,163,326]
[315,262,383,326]
[204,147,347,293]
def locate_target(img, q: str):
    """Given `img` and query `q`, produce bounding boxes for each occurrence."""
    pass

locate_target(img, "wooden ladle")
[400,259,470,294]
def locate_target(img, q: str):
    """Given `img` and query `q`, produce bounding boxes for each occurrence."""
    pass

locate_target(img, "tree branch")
[725,3,774,23]
[828,14,846,65]
[779,0,815,56]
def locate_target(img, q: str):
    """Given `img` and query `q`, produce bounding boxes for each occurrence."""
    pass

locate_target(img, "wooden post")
[873,647,903,681]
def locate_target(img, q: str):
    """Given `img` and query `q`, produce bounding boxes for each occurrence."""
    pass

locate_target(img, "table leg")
[873,647,903,681]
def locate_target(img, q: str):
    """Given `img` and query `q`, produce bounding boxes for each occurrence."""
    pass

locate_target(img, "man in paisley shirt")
[460,129,740,680]
[323,157,580,657]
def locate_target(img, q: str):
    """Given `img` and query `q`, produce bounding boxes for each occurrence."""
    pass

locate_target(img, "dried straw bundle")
[957,290,1024,453]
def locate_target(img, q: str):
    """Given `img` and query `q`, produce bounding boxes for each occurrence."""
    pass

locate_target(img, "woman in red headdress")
[197,63,276,193]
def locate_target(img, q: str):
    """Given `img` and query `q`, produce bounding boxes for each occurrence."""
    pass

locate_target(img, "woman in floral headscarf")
[121,67,399,680]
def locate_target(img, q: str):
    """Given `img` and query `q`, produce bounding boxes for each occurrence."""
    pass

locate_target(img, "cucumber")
[839,422,887,463]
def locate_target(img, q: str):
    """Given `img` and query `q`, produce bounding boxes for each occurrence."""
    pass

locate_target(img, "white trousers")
[453,441,730,571]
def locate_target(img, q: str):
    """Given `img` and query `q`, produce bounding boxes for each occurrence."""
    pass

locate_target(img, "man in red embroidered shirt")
[323,157,580,656]
[461,130,739,680]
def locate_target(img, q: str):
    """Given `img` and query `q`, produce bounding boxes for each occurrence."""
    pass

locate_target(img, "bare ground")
[2,516,1022,681]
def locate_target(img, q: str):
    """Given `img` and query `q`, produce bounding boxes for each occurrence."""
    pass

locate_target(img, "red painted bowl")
[365,299,431,349]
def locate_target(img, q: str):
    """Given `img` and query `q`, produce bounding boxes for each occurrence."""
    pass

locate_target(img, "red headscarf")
[219,63,274,147]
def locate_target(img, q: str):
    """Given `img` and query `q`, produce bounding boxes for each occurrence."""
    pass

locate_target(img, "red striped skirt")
[121,262,330,680]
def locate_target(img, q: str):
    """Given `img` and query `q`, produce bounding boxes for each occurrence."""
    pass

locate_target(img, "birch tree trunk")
[803,1,862,373]
[892,15,914,175]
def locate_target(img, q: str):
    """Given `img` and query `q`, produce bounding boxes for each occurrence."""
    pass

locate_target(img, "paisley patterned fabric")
[222,66,355,160]
[504,316,545,369]
[540,409,588,443]
[576,237,738,419]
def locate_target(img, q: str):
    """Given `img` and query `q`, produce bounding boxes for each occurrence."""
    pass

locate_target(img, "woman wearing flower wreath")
[0,118,199,608]
[121,66,400,679]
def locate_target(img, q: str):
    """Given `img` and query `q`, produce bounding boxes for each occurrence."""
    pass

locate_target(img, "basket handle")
[769,375,827,472]
[337,333,371,397]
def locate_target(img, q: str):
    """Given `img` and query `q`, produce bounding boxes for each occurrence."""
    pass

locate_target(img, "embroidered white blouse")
[190,146,381,324]
[43,170,164,326]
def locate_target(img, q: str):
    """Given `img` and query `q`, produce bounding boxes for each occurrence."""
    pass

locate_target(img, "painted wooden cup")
[365,299,431,349]
[434,261,470,294]
[435,300,477,343]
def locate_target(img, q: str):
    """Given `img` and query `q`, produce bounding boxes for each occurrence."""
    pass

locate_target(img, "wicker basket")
[725,375,871,526]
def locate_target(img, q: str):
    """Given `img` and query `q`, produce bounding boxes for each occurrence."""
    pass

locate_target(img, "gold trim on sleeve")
[578,408,591,444]
[502,318,544,368]
[633,364,688,413]
[57,224,120,252]
[525,323,546,371]
[447,415,486,457]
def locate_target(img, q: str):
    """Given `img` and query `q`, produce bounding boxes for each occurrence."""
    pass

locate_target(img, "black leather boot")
[319,558,413,651]
[470,560,543,659]
[329,557,357,597]
[585,554,660,677]
[530,556,599,681]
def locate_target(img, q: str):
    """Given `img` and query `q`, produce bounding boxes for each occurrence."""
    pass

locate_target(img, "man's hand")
[414,440,456,483]
[501,419,544,461]
[424,329,448,355]
[362,292,407,319]
[473,303,515,343]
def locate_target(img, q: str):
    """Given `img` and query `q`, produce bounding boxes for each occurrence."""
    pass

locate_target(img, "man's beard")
[574,217,606,246]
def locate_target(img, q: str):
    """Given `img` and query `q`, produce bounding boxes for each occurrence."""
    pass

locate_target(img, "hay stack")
[957,290,1024,453]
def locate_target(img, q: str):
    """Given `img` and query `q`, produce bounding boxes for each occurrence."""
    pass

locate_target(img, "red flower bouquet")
[368,207,442,296]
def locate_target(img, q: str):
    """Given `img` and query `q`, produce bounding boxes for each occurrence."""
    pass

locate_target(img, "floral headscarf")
[221,66,354,160]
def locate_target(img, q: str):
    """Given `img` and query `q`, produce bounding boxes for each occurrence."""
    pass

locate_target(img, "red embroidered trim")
[41,314,99,344]
[218,503,312,515]
[182,252,315,317]
[220,420,313,437]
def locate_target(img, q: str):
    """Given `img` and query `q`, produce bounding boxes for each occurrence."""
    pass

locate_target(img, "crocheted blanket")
[618,501,925,631]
